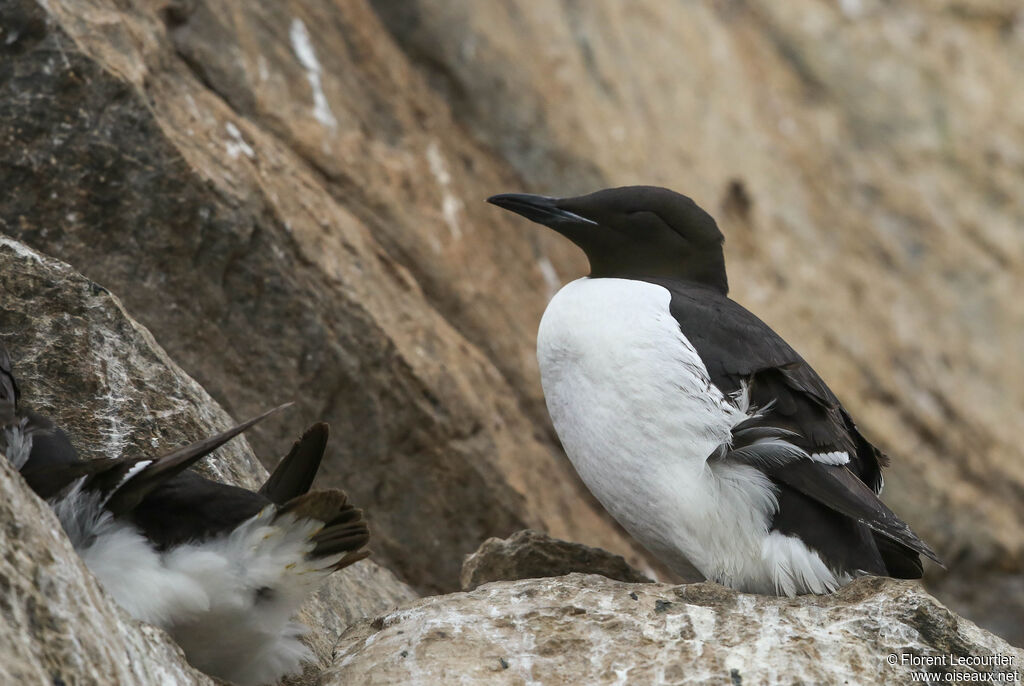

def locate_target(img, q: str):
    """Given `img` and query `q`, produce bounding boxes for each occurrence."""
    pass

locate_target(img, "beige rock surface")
[326,574,1024,685]
[461,530,652,591]
[0,0,1021,648]
[0,236,416,679]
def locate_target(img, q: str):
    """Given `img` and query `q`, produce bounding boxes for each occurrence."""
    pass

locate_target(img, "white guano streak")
[425,140,463,240]
[289,19,338,130]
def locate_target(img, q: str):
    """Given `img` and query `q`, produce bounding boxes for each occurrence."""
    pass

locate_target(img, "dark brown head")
[488,185,728,293]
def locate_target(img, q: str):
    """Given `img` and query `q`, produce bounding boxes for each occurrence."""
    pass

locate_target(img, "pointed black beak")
[487,193,598,230]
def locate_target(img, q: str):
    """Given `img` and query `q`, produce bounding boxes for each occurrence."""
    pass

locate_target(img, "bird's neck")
[588,252,729,295]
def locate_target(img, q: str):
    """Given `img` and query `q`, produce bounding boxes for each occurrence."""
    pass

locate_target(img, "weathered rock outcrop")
[327,574,1024,685]
[0,237,416,681]
[461,530,652,591]
[1,0,1022,652]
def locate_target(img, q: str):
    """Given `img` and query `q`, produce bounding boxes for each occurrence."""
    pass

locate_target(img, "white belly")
[537,278,781,587]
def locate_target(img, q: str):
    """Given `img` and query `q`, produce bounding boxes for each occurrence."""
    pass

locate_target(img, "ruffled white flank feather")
[52,480,338,686]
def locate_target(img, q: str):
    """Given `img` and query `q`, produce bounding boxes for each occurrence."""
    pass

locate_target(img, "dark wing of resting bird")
[652,279,941,577]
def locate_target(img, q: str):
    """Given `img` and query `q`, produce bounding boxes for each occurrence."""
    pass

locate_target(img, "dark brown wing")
[654,279,940,572]
[102,403,291,515]
[659,280,883,489]
[773,460,941,566]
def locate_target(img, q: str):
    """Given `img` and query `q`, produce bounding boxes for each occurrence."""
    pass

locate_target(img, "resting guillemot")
[488,186,941,595]
[0,344,369,685]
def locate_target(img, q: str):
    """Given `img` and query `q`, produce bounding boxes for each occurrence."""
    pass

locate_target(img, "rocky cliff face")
[0,0,1021,679]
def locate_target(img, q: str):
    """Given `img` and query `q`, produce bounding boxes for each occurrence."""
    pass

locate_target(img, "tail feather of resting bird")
[258,422,330,505]
[488,185,941,597]
[0,343,370,686]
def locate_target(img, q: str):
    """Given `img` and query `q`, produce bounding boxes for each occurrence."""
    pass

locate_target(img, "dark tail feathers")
[278,489,370,570]
[259,422,328,504]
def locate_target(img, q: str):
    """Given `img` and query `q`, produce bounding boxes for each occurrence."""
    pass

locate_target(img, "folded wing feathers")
[103,403,292,515]
[719,390,942,568]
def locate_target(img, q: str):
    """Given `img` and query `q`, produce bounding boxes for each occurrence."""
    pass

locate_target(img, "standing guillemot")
[0,344,369,685]
[488,186,941,596]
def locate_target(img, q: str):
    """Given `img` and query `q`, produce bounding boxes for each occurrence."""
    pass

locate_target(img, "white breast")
[537,278,784,587]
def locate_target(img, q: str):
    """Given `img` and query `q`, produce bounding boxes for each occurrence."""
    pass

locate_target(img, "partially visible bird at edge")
[0,343,369,686]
